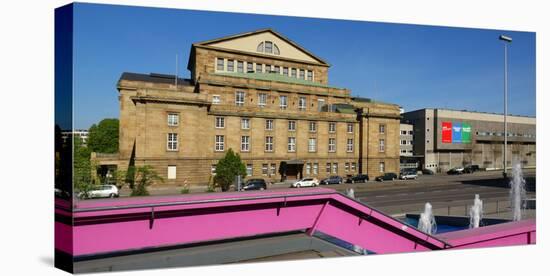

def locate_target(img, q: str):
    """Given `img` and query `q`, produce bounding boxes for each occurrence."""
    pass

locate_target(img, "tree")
[130,165,164,196]
[73,137,95,198]
[88,118,119,153]
[214,149,246,192]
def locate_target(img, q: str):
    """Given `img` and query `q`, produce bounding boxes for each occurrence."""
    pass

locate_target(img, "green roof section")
[213,72,344,89]
[332,103,356,114]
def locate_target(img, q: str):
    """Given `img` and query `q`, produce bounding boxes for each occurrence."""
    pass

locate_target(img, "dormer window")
[257,41,280,55]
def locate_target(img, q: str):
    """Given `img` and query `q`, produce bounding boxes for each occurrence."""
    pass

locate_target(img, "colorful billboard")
[442,122,452,143]
[462,123,471,143]
[442,121,472,144]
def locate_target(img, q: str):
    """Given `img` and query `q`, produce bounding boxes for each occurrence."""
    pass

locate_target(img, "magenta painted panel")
[316,204,431,254]
[61,189,536,257]
[55,222,73,254]
[73,203,323,256]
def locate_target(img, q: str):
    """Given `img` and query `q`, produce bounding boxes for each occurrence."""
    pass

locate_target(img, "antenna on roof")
[175,54,179,89]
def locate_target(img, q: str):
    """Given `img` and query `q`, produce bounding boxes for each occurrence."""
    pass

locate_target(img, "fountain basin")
[404,214,510,234]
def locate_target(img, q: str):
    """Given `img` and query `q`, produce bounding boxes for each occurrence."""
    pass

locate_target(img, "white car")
[291,178,319,188]
[79,185,119,199]
[399,171,418,180]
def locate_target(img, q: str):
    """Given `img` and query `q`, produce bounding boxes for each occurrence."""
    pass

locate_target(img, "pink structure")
[55,188,535,259]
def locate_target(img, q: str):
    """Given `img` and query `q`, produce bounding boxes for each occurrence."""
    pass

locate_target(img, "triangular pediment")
[194,29,328,65]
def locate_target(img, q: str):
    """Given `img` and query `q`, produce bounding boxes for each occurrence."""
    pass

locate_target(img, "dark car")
[241,178,267,191]
[421,169,435,175]
[447,167,464,175]
[320,175,344,185]
[346,174,369,183]
[464,165,480,174]
[375,173,398,182]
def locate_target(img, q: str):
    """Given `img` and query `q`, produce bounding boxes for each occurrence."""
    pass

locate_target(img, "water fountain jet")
[510,161,526,221]
[469,194,483,228]
[418,202,436,235]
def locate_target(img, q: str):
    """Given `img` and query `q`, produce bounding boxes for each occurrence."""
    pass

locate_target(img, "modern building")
[399,123,418,170]
[402,108,536,173]
[97,29,402,186]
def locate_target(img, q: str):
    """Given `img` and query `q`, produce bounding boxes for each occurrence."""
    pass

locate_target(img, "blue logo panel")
[452,123,462,143]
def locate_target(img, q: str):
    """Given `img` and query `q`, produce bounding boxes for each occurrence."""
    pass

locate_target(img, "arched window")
[257,41,280,55]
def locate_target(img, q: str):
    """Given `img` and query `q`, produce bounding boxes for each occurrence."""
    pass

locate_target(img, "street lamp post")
[499,35,512,178]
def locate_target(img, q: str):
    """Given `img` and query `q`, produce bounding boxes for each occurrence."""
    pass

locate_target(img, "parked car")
[320,175,343,185]
[291,178,319,188]
[399,170,418,180]
[375,173,398,182]
[78,185,119,199]
[421,169,435,175]
[241,178,267,191]
[464,165,480,174]
[447,167,465,175]
[345,174,369,183]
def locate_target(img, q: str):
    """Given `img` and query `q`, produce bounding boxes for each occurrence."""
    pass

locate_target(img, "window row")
[166,133,384,153]
[214,116,355,133]
[215,57,314,81]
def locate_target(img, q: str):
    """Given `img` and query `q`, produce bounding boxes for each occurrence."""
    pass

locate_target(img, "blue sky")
[72,3,536,129]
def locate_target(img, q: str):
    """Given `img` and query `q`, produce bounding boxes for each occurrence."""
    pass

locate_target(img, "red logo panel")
[442,122,452,143]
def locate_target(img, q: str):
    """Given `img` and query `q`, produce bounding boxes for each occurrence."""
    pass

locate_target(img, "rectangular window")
[329,122,336,133]
[274,66,280,74]
[215,117,225,128]
[326,163,331,173]
[307,70,313,81]
[212,95,221,104]
[241,136,250,152]
[345,163,350,172]
[258,93,267,107]
[215,135,225,151]
[291,68,297,78]
[379,139,385,152]
[227,60,234,72]
[265,136,274,152]
[379,162,385,173]
[332,163,338,174]
[347,139,354,152]
[167,113,179,126]
[308,138,317,152]
[401,140,407,145]
[409,130,413,135]
[237,61,244,73]
[313,163,318,175]
[351,162,356,171]
[270,164,276,176]
[280,95,288,109]
[235,91,245,106]
[299,69,305,79]
[288,137,296,152]
[306,163,311,175]
[328,138,336,152]
[216,58,224,71]
[317,99,325,112]
[167,133,178,151]
[283,67,289,76]
[288,120,296,131]
[256,63,263,73]
[241,118,250,129]
[298,96,306,111]
[211,164,217,175]
[167,165,177,180]
[262,164,269,175]
[246,164,253,176]
[347,123,354,133]
[309,121,316,132]
[265,64,272,73]
[401,130,407,135]
[379,124,386,134]
[265,119,274,130]
[247,62,253,73]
